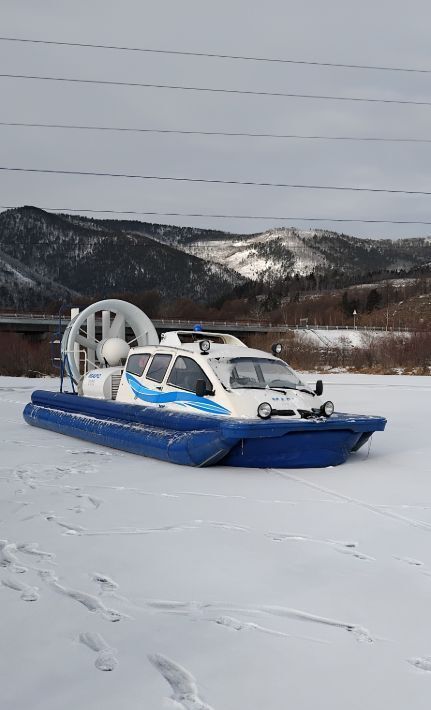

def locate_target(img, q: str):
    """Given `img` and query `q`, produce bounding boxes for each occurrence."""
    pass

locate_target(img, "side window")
[126,353,151,377]
[146,354,172,383]
[168,356,212,393]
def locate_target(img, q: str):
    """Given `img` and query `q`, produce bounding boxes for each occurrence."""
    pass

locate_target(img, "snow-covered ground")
[298,328,403,348]
[2,374,431,710]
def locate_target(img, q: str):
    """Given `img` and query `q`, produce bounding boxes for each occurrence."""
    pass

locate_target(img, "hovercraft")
[23,299,386,468]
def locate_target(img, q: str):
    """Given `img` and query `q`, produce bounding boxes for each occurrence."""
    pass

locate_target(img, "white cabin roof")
[191,344,279,361]
[129,340,281,363]
[160,330,246,348]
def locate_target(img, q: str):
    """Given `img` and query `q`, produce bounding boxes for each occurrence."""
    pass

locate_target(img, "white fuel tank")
[81,367,123,400]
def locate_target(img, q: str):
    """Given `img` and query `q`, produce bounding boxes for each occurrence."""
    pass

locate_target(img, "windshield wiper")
[231,385,266,391]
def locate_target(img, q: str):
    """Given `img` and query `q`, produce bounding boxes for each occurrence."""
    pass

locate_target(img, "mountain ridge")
[0,206,431,309]
[142,226,431,281]
[0,207,246,308]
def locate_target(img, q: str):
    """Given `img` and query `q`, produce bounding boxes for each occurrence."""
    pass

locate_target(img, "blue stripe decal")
[126,373,231,416]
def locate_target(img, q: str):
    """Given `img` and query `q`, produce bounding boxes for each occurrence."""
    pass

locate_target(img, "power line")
[2,73,431,108]
[3,165,431,196]
[2,120,431,145]
[2,205,431,226]
[0,35,430,76]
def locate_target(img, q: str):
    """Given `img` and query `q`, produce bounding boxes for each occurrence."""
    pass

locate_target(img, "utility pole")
[385,281,389,332]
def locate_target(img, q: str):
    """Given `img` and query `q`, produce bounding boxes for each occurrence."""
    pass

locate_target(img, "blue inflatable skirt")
[23,390,386,469]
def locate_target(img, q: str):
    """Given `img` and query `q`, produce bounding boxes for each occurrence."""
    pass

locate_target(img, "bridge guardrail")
[0,313,414,332]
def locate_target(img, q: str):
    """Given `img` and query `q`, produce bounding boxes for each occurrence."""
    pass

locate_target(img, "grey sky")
[1,0,431,238]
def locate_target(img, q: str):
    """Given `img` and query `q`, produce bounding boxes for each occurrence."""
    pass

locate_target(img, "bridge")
[0,312,411,340]
[0,313,285,337]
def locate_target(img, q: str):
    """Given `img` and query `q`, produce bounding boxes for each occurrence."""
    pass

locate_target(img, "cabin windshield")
[209,356,304,391]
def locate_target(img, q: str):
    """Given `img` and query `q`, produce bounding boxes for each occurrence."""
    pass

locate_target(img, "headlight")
[257,402,272,419]
[199,339,211,354]
[321,400,334,417]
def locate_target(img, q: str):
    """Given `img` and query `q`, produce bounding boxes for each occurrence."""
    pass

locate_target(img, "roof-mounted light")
[199,339,211,354]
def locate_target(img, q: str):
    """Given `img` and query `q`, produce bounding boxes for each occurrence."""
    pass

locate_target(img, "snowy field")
[1,374,431,709]
[298,328,396,349]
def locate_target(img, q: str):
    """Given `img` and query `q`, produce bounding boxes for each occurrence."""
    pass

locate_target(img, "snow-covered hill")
[1,207,431,308]
[57,217,431,283]
[148,227,431,282]
[0,207,247,308]
[173,229,327,279]
[0,246,78,309]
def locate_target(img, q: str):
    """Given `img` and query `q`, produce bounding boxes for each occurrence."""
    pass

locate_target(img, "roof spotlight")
[258,402,272,419]
[321,401,334,417]
[199,339,211,354]
[272,342,283,356]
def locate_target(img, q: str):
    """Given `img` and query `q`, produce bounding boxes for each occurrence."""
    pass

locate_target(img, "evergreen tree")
[366,289,382,313]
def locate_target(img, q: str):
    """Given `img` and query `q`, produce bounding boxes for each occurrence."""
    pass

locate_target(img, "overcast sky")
[2,0,431,239]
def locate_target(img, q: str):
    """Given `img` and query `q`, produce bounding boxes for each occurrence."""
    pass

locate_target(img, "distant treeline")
[55,274,431,330]
[1,328,429,378]
[2,273,431,332]
[249,330,431,375]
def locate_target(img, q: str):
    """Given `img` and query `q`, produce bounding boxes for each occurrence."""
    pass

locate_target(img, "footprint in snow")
[211,615,327,644]
[268,532,374,561]
[83,495,103,509]
[15,469,37,490]
[68,505,87,515]
[79,632,118,671]
[48,464,98,478]
[394,556,424,567]
[17,542,55,561]
[45,515,86,535]
[68,449,116,457]
[1,576,39,601]
[39,570,125,622]
[335,546,375,561]
[142,598,373,643]
[408,657,431,672]
[92,573,119,594]
[149,653,214,710]
[0,540,28,573]
[69,494,103,514]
